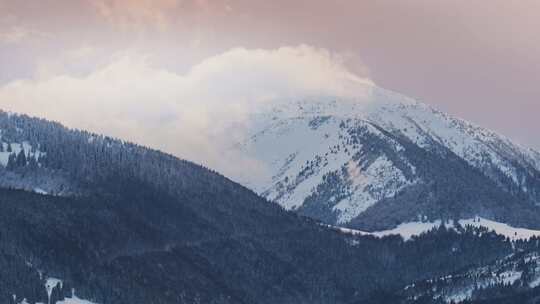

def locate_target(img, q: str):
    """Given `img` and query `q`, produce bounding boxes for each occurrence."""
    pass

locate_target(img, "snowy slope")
[331,217,540,242]
[239,111,416,223]
[235,84,540,229]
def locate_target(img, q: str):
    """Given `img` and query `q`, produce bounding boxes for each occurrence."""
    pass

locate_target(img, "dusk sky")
[1,0,539,171]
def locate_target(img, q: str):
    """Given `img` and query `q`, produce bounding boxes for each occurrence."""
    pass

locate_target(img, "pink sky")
[1,0,539,150]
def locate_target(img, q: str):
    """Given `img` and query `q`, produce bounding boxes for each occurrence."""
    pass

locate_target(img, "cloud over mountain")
[0,45,372,178]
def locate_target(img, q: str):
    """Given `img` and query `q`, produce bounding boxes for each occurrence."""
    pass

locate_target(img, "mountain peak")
[235,87,540,231]
[257,85,421,120]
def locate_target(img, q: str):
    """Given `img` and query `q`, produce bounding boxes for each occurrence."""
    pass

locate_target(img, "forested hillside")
[0,110,535,304]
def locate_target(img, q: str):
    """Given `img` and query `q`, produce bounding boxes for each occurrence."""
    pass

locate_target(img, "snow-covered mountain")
[3,108,540,304]
[236,84,540,230]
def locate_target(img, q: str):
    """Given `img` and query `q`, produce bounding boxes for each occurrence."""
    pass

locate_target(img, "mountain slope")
[0,110,526,304]
[236,84,540,230]
[400,243,540,304]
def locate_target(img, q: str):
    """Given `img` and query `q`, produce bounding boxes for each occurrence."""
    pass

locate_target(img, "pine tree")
[15,149,27,168]
[28,156,38,169]
[6,153,16,170]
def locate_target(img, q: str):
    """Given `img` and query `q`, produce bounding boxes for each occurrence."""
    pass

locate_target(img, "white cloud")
[0,45,372,180]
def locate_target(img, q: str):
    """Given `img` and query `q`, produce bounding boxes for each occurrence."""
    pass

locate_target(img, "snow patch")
[460,217,540,241]
[56,295,97,304]
[445,290,473,304]
[14,278,98,304]
[0,141,45,167]
[45,278,62,304]
[331,217,540,241]
[328,220,448,241]
[34,188,48,195]
[529,275,540,288]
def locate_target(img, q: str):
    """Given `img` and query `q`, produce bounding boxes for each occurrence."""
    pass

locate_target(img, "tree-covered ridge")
[0,110,236,196]
[0,110,539,304]
[0,185,528,304]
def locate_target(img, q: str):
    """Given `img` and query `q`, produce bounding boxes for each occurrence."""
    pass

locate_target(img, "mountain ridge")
[1,107,540,303]
[235,85,540,230]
